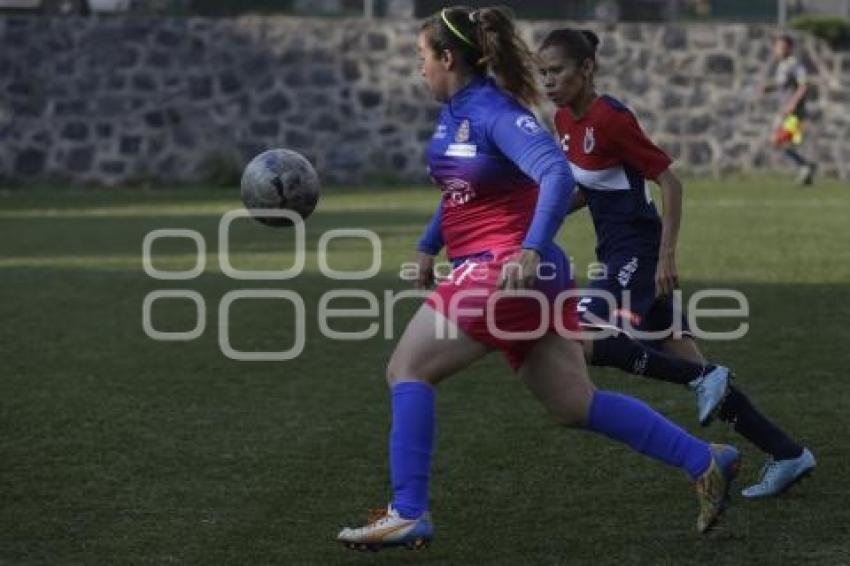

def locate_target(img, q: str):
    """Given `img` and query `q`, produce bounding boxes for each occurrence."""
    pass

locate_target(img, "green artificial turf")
[1,176,849,565]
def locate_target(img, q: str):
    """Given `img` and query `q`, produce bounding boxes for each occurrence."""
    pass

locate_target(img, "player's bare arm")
[655,168,682,298]
[783,81,809,117]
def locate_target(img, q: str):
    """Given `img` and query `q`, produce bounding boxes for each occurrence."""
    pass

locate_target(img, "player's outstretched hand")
[498,249,541,291]
[655,251,679,297]
[415,252,436,289]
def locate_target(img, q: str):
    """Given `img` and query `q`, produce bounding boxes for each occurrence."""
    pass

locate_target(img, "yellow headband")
[440,8,477,50]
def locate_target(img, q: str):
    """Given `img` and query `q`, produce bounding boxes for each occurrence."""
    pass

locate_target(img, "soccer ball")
[240,149,320,226]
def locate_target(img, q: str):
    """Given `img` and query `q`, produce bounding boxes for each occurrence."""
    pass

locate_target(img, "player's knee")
[545,396,593,428]
[386,354,425,387]
[549,409,585,428]
[385,356,405,386]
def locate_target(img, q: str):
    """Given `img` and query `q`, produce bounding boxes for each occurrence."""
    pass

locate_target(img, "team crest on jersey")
[560,133,570,152]
[583,127,595,154]
[434,124,447,139]
[455,119,471,142]
[516,115,543,135]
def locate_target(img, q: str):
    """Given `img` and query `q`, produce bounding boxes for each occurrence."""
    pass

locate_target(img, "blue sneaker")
[689,366,731,427]
[742,448,816,499]
[337,505,433,552]
[695,444,741,533]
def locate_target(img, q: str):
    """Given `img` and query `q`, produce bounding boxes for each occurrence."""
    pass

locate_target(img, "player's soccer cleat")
[741,447,816,499]
[689,366,731,427]
[337,505,433,552]
[695,444,741,533]
[797,163,816,186]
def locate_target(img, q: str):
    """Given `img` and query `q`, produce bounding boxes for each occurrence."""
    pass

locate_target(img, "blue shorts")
[577,255,691,344]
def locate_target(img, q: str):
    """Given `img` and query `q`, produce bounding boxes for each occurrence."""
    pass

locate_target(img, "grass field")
[2,177,850,565]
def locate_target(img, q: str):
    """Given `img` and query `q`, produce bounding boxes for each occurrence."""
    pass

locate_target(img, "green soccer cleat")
[695,444,741,533]
[337,505,433,552]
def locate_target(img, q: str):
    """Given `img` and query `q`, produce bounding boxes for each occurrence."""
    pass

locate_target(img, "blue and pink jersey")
[417,76,574,264]
[416,77,580,369]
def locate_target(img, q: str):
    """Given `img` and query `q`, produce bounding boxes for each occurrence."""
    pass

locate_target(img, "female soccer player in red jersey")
[538,28,814,500]
[337,7,739,552]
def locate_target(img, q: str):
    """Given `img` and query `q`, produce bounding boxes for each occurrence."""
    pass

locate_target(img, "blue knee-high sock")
[390,381,435,519]
[585,391,711,480]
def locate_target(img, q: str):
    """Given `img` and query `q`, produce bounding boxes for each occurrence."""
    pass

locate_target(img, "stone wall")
[1,15,849,186]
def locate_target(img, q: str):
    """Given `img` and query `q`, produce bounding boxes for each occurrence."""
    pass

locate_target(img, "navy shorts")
[577,255,691,344]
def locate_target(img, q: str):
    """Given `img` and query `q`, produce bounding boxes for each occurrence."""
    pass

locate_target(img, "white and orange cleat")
[337,505,433,552]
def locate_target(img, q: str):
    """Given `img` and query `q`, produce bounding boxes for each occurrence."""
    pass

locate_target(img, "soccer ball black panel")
[240,149,320,226]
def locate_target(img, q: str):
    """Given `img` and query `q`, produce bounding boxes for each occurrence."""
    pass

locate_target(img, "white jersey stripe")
[569,162,634,192]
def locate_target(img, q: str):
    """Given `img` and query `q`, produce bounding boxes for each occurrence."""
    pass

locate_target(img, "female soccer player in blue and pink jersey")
[337,7,739,552]
[538,28,814,500]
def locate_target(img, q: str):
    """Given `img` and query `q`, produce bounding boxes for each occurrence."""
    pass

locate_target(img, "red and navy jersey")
[554,95,671,261]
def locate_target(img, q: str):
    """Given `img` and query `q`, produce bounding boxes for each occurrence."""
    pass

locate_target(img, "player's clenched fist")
[414,252,437,289]
[498,249,541,291]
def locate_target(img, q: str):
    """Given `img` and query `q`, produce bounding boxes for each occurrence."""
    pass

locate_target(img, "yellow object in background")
[773,114,804,146]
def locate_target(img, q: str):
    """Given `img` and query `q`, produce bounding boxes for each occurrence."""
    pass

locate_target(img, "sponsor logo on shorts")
[617,257,639,287]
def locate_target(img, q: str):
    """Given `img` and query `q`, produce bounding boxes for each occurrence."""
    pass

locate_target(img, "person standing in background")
[760,33,817,186]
